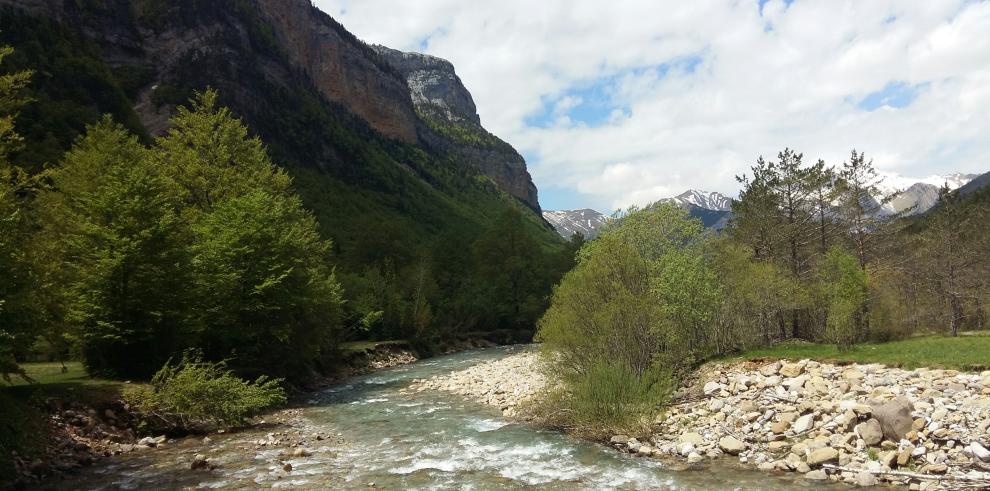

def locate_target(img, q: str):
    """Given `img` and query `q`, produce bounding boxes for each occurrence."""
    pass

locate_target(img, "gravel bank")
[405,348,547,417]
[410,350,990,489]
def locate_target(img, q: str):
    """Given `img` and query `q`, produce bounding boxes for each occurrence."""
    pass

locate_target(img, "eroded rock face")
[374,45,541,212]
[256,0,418,143]
[372,46,480,126]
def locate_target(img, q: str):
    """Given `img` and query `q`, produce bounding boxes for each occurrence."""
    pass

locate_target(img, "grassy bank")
[730,332,990,371]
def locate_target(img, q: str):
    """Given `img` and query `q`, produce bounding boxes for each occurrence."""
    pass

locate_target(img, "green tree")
[40,118,191,377]
[536,203,712,430]
[473,208,546,329]
[821,246,867,350]
[0,45,34,382]
[157,91,345,377]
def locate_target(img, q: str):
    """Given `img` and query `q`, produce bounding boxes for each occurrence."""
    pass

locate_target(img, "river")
[58,346,845,490]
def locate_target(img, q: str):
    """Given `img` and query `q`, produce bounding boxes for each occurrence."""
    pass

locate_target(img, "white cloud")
[313,0,990,211]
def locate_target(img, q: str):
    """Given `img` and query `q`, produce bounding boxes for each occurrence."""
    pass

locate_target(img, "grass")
[731,332,990,371]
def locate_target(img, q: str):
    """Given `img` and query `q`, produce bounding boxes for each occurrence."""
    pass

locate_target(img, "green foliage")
[563,359,672,436]
[40,118,190,377]
[537,204,713,430]
[127,352,285,428]
[0,11,147,169]
[0,45,36,383]
[821,246,868,350]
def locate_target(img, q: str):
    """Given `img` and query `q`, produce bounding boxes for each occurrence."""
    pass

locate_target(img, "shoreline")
[410,350,990,489]
[7,337,507,488]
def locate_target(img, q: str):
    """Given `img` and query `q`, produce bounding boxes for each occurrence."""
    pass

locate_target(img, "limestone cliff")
[374,45,541,212]
[0,0,541,211]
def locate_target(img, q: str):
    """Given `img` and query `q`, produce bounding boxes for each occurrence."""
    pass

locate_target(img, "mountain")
[0,0,563,330]
[542,190,733,239]
[955,171,990,198]
[881,172,977,215]
[542,209,610,239]
[658,190,733,212]
[372,45,540,211]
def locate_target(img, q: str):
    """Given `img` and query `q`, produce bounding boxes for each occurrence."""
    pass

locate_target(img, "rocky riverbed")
[410,351,990,489]
[405,348,547,417]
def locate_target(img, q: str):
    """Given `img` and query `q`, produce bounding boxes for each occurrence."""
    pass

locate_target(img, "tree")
[821,246,867,350]
[40,118,191,377]
[473,208,546,329]
[157,91,344,377]
[805,159,839,255]
[0,46,36,382]
[835,149,896,270]
[536,204,714,430]
[913,186,986,336]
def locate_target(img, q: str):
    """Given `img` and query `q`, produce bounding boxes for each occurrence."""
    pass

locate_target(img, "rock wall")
[254,0,419,143]
[374,45,542,212]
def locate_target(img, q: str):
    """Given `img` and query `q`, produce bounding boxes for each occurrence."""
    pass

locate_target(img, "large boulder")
[870,397,914,442]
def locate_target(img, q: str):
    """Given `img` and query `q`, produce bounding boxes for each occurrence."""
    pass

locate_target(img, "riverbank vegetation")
[537,148,989,433]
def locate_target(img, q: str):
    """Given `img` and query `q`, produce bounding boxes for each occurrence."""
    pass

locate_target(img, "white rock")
[793,414,815,434]
[968,442,990,462]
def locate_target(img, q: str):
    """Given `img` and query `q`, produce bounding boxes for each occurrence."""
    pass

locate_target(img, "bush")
[535,204,709,433]
[567,359,672,435]
[126,352,286,429]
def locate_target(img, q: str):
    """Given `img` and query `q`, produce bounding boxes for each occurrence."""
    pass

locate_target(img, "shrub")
[126,352,286,428]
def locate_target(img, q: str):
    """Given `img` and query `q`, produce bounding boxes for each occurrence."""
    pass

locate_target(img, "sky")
[313,0,990,213]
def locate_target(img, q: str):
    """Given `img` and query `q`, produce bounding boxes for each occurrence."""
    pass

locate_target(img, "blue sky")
[317,0,990,212]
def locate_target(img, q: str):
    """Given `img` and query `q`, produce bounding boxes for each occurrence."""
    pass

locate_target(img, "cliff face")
[374,46,541,212]
[0,0,541,211]
[254,1,418,143]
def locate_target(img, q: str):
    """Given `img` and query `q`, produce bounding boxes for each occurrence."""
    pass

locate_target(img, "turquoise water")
[57,346,844,490]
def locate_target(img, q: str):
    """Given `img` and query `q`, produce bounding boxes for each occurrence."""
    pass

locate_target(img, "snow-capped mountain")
[879,172,978,214]
[659,190,733,212]
[543,190,734,239]
[542,209,610,239]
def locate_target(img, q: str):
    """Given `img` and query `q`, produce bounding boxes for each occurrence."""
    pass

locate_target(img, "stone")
[806,447,839,467]
[842,369,866,380]
[804,469,828,480]
[968,442,990,462]
[780,412,799,424]
[678,442,696,457]
[871,397,914,442]
[719,436,746,455]
[678,432,705,445]
[780,362,805,378]
[703,381,723,396]
[283,463,293,472]
[739,400,760,414]
[771,421,790,434]
[855,471,878,487]
[292,448,312,457]
[876,451,895,469]
[793,414,815,434]
[687,452,704,463]
[610,435,629,445]
[758,462,776,471]
[191,454,209,470]
[768,441,791,452]
[856,419,884,446]
[759,362,780,376]
[921,463,947,474]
